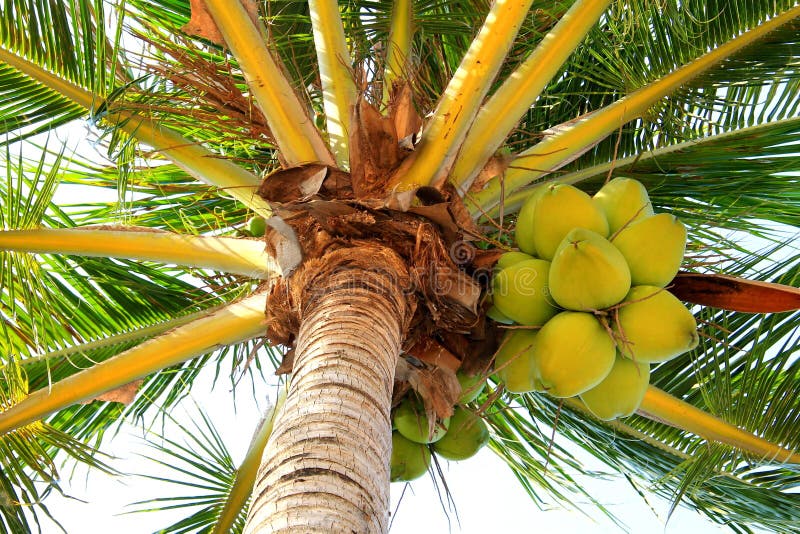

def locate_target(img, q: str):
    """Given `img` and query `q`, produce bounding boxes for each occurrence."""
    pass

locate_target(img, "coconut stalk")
[0,46,271,217]
[309,0,357,168]
[0,291,267,436]
[468,4,800,215]
[450,0,612,192]
[211,387,286,534]
[638,386,800,464]
[382,0,414,106]
[202,0,333,166]
[392,0,535,190]
[0,228,278,279]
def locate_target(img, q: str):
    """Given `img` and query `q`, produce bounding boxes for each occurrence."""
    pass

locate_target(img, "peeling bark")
[244,247,413,533]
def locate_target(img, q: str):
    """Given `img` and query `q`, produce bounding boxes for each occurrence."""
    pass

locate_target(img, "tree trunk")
[244,252,411,533]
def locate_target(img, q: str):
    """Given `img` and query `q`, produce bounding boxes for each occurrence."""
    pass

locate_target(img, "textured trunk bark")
[244,256,410,533]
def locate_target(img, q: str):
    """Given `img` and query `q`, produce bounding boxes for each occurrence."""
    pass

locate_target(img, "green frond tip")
[468,3,800,215]
[0,46,271,215]
[212,385,286,534]
[0,291,268,436]
[638,386,800,464]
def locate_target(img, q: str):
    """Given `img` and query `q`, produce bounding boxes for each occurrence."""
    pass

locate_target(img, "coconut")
[432,407,489,461]
[393,397,450,444]
[390,431,431,481]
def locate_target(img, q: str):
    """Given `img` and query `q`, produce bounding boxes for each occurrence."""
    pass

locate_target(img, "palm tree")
[0,0,798,532]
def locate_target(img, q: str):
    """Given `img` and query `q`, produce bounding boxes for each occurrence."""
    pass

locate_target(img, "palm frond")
[1,44,270,215]
[499,2,800,184]
[382,0,413,104]
[212,388,285,534]
[451,0,613,191]
[394,0,536,189]
[128,405,256,534]
[203,0,333,166]
[0,228,277,279]
[496,116,800,240]
[308,0,356,168]
[41,152,249,233]
[482,391,624,528]
[0,359,116,534]
[0,0,110,88]
[126,405,284,533]
[0,0,126,145]
[0,290,267,436]
[0,147,267,446]
[0,63,87,145]
[471,3,800,213]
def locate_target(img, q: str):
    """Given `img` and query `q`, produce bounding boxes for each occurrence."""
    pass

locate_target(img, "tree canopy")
[0,1,798,532]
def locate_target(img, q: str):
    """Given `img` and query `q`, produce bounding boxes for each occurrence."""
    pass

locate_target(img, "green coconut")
[247,216,267,237]
[496,251,536,270]
[456,370,487,404]
[493,329,539,394]
[393,397,450,444]
[530,183,609,260]
[432,407,489,461]
[548,228,631,311]
[492,259,558,326]
[614,286,699,363]
[592,177,654,233]
[390,431,431,481]
[533,311,616,398]
[580,354,650,420]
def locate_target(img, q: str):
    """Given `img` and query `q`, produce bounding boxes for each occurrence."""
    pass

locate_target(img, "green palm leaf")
[510,1,800,174]
[129,405,254,534]
[0,0,126,145]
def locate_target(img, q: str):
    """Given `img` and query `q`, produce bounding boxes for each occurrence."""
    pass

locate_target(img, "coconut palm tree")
[0,0,798,532]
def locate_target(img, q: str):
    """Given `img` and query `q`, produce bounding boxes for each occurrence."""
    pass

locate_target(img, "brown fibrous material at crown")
[256,98,498,420]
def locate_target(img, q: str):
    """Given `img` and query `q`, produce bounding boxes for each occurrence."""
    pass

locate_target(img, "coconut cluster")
[489,178,699,421]
[389,373,489,482]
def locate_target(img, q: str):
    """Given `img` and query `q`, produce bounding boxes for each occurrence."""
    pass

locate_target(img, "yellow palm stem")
[451,0,612,192]
[0,292,267,436]
[0,47,96,110]
[0,46,271,217]
[483,115,800,221]
[211,386,286,534]
[309,0,357,168]
[469,5,800,214]
[639,386,800,464]
[120,118,273,216]
[0,228,279,279]
[382,0,414,105]
[20,305,228,366]
[203,0,333,166]
[393,0,534,190]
